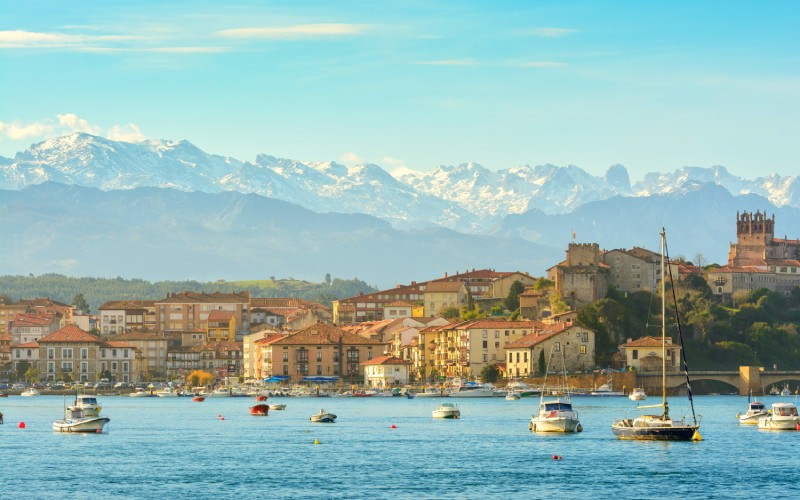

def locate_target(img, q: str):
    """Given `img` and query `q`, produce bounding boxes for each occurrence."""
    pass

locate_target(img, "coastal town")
[2,211,798,394]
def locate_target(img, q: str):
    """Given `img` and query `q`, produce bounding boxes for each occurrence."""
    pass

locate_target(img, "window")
[482,330,488,339]
[317,365,322,375]
[123,362,129,372]
[582,332,589,342]
[334,351,340,363]
[112,349,117,357]
[48,361,54,373]
[112,362,117,371]
[632,349,638,360]
[508,353,513,363]
[316,351,322,361]
[516,352,520,363]
[62,348,73,359]
[482,340,488,349]
[494,331,499,338]
[124,349,129,358]
[524,352,528,363]
[283,352,289,362]
[554,342,561,352]
[62,362,73,372]
[368,351,373,360]
[81,348,88,360]
[333,364,339,374]
[48,348,55,360]
[483,354,488,362]
[283,365,289,375]
[580,345,587,354]
[81,362,88,373]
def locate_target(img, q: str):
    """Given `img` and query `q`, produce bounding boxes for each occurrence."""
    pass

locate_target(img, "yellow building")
[505,322,596,377]
[206,310,236,342]
[423,281,468,317]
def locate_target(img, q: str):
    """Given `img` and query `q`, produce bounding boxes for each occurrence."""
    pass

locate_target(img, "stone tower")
[728,210,774,266]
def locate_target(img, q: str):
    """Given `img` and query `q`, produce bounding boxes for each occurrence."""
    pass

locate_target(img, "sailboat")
[611,228,701,441]
[529,345,582,433]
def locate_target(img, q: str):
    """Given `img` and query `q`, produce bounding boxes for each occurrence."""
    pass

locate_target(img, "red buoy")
[18,421,26,429]
[391,424,397,429]
[220,417,225,421]
[552,454,558,460]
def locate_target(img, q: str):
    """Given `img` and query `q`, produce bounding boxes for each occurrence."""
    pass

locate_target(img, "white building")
[361,355,410,387]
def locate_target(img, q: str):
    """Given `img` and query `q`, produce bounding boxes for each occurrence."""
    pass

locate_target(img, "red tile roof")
[38,325,102,343]
[157,291,250,304]
[503,323,576,349]
[207,310,235,321]
[620,336,675,348]
[10,313,57,327]
[272,323,385,346]
[14,341,40,348]
[101,341,136,349]
[449,319,543,330]
[111,331,165,341]
[362,355,410,366]
[424,281,465,293]
[251,297,330,311]
[99,300,155,310]
[384,301,415,307]
[254,334,285,345]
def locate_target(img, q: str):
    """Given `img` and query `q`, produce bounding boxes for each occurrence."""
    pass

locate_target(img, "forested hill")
[0,274,377,312]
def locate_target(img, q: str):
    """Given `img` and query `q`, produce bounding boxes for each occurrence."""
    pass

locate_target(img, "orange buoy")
[18,421,26,429]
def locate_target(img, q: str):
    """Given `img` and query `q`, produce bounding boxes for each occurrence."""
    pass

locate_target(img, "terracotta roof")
[38,325,103,343]
[99,300,155,310]
[424,281,465,293]
[213,341,242,352]
[620,336,676,348]
[14,341,40,348]
[336,304,355,312]
[251,297,330,312]
[336,282,429,305]
[384,301,415,308]
[519,290,544,297]
[450,319,543,330]
[254,334,285,345]
[112,331,165,341]
[207,310,235,322]
[504,323,576,349]
[101,341,136,349]
[18,297,71,308]
[272,323,385,346]
[362,355,411,366]
[10,313,57,327]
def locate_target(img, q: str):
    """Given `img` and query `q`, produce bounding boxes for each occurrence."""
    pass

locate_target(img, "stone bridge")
[636,366,800,396]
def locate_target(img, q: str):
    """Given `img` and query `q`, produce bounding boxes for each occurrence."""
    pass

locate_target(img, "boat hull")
[52,417,110,433]
[270,404,286,410]
[758,417,800,430]
[736,412,767,425]
[611,423,698,441]
[529,417,580,433]
[432,410,460,419]
[250,404,269,416]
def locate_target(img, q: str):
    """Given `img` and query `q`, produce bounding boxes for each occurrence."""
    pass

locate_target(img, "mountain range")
[2,133,799,284]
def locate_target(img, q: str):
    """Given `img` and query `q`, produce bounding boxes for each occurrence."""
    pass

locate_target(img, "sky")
[1,0,798,181]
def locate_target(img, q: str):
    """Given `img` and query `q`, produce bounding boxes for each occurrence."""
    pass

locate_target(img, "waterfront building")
[111,330,169,380]
[423,281,468,317]
[618,336,680,372]
[242,329,279,380]
[37,325,136,383]
[180,329,207,347]
[9,313,60,344]
[0,299,28,333]
[155,291,251,336]
[11,341,40,376]
[250,298,331,330]
[548,243,610,308]
[17,298,74,327]
[166,345,201,379]
[504,322,596,377]
[206,310,237,342]
[98,300,156,335]
[362,355,411,387]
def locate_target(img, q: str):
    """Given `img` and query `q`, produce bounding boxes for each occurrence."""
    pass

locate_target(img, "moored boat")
[21,387,40,397]
[52,393,109,433]
[506,392,521,401]
[250,403,269,416]
[780,384,792,397]
[629,388,647,401]
[432,402,460,419]
[590,382,624,397]
[270,403,286,410]
[449,381,496,398]
[156,387,179,397]
[128,387,149,398]
[310,409,336,423]
[758,403,800,430]
[736,392,768,425]
[192,395,205,402]
[415,387,448,398]
[529,398,581,432]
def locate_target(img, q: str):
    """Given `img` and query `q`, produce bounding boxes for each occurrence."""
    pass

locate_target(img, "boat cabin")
[772,403,798,417]
[748,402,766,412]
[77,396,98,406]
[543,401,572,412]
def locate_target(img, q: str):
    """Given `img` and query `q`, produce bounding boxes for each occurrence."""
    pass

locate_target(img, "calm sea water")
[1,394,797,499]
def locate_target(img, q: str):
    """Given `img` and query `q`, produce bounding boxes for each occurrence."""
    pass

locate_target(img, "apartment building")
[99,300,156,335]
[155,291,251,334]
[505,322,596,377]
[38,325,136,383]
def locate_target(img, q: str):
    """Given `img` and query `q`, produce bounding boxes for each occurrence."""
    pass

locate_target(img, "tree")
[72,293,90,314]
[325,273,332,285]
[438,307,461,320]
[480,364,500,383]
[504,280,525,311]
[693,253,707,268]
[186,370,214,387]
[23,364,38,384]
[549,294,568,314]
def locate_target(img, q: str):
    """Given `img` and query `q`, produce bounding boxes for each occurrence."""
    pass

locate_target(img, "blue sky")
[1,0,798,180]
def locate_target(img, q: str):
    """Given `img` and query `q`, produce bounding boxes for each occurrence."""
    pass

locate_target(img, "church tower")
[728,210,774,266]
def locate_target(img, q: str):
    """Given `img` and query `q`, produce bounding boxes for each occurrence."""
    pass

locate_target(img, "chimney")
[411,281,416,285]
[627,338,632,343]
[445,272,448,277]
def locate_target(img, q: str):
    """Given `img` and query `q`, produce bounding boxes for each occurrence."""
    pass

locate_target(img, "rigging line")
[664,236,698,426]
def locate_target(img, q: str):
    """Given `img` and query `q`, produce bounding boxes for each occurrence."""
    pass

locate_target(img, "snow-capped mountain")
[1,133,798,232]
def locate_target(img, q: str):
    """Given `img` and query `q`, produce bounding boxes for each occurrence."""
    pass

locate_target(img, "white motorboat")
[450,382,496,398]
[415,387,448,398]
[506,392,521,401]
[21,387,40,397]
[628,388,647,401]
[758,403,800,430]
[310,409,336,423]
[207,387,232,398]
[737,400,769,425]
[432,402,460,419]
[780,384,792,397]
[506,380,538,397]
[270,403,287,410]
[529,398,581,432]
[71,395,102,417]
[53,395,110,433]
[156,387,179,398]
[128,387,149,398]
[590,382,625,397]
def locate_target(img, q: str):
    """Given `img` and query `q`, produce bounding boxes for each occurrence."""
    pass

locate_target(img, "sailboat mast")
[660,228,667,416]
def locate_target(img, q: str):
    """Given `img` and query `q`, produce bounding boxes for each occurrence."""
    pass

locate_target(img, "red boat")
[192,396,205,402]
[353,390,373,397]
[250,403,269,416]
[256,395,267,402]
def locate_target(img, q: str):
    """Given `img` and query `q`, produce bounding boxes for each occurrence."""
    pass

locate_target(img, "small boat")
[250,403,269,416]
[52,394,110,433]
[737,400,769,425]
[506,392,521,401]
[506,380,538,397]
[769,385,780,396]
[529,398,581,432]
[450,381,496,398]
[128,387,149,398]
[780,384,792,397]
[270,403,286,410]
[415,387,448,398]
[352,390,373,397]
[758,403,800,430]
[21,387,40,397]
[208,387,232,398]
[406,393,415,399]
[192,395,205,402]
[628,388,647,401]
[432,402,460,419]
[256,395,268,402]
[590,382,624,397]
[156,387,179,398]
[310,409,336,423]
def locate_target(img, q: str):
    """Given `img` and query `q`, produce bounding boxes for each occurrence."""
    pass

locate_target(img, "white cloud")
[414,58,475,66]
[107,123,146,142]
[340,151,365,164]
[0,114,146,143]
[0,29,139,48]
[526,27,577,38]
[215,23,366,39]
[0,120,54,140]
